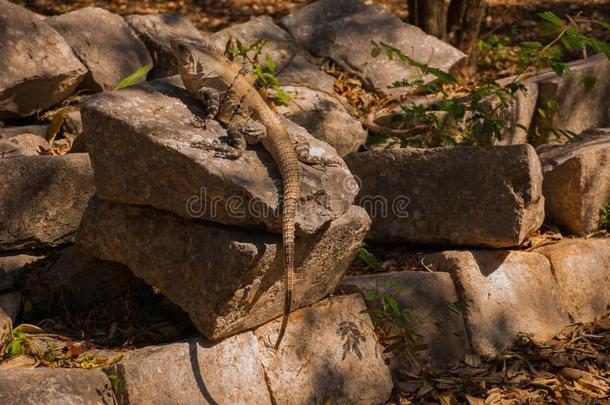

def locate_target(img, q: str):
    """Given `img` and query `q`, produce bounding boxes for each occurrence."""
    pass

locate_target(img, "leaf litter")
[390,312,610,404]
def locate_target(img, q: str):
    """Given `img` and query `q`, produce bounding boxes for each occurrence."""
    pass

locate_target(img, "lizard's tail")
[274,187,298,350]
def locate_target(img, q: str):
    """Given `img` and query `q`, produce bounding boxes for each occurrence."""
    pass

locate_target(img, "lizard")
[170,39,336,349]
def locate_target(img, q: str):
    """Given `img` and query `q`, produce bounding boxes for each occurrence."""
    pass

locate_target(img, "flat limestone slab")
[281,0,465,96]
[0,368,115,405]
[46,7,152,92]
[254,294,393,404]
[0,154,95,251]
[424,250,570,356]
[78,197,371,340]
[339,271,468,371]
[345,145,545,248]
[81,77,357,235]
[537,129,610,234]
[105,333,271,405]
[0,0,87,118]
[535,238,610,322]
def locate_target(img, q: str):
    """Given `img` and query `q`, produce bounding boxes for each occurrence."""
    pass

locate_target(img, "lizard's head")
[170,39,231,80]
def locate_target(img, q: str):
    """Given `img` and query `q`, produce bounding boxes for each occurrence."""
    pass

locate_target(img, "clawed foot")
[295,143,341,169]
[190,139,243,160]
[191,116,209,129]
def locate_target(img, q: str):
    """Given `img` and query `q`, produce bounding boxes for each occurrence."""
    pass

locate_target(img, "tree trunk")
[407,0,488,69]
[407,0,448,41]
[447,0,488,65]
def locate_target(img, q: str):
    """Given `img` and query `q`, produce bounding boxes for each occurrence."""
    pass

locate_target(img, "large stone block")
[81,77,357,235]
[208,16,298,73]
[339,271,468,371]
[105,333,271,404]
[0,154,95,251]
[537,129,610,234]
[281,0,465,96]
[0,368,115,404]
[0,253,45,291]
[277,85,368,156]
[78,197,370,340]
[0,292,20,336]
[345,145,545,247]
[46,7,152,92]
[535,238,610,322]
[0,0,87,118]
[277,51,336,94]
[125,14,204,79]
[26,245,149,312]
[424,250,570,356]
[254,294,393,404]
[530,55,610,142]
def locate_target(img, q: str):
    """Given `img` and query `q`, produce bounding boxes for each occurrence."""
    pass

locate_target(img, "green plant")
[600,204,610,231]
[0,323,42,360]
[226,38,291,106]
[107,372,123,396]
[362,280,426,355]
[371,12,610,148]
[114,64,153,91]
[357,244,383,269]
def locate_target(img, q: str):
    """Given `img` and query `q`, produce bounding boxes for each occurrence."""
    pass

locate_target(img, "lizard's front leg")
[191,87,220,128]
[190,118,266,160]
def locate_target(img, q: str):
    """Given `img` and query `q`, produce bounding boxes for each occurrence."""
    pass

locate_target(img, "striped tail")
[273,177,299,349]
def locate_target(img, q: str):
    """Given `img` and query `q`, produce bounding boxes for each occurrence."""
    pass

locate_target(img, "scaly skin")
[171,39,298,349]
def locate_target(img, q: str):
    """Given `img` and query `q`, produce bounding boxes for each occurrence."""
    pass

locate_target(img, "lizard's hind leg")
[289,132,340,168]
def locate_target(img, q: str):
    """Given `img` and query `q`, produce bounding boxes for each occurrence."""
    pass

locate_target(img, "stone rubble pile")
[0,0,608,403]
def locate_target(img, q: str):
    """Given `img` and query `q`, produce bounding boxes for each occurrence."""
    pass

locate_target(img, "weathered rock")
[535,238,610,322]
[530,55,610,142]
[277,85,368,156]
[125,14,204,79]
[0,125,49,139]
[0,0,87,118]
[46,7,152,92]
[484,79,539,145]
[105,333,271,404]
[81,78,356,235]
[0,292,20,335]
[254,294,393,404]
[0,253,45,291]
[0,368,115,404]
[537,129,610,234]
[339,272,468,371]
[26,245,148,312]
[0,133,50,157]
[78,197,370,340]
[281,0,465,96]
[208,15,298,73]
[277,51,336,93]
[424,250,570,356]
[0,154,95,251]
[345,145,545,247]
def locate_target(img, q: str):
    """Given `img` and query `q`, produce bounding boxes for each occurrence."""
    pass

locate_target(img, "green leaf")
[580,75,597,92]
[593,19,610,30]
[113,64,153,91]
[358,246,382,269]
[539,11,564,28]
